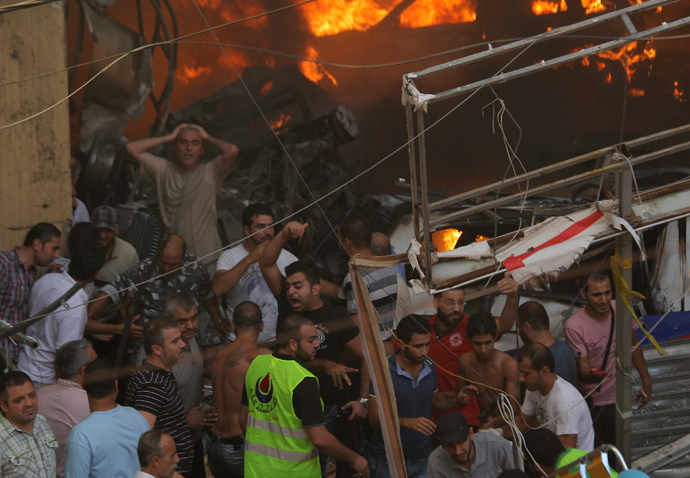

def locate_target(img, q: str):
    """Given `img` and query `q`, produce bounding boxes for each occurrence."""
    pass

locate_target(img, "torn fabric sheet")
[495,202,620,284]
[401,79,435,112]
[437,241,492,260]
[408,239,425,279]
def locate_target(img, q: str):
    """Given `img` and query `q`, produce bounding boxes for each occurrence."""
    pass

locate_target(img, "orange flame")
[628,88,644,97]
[532,0,567,15]
[674,82,686,103]
[299,47,338,86]
[582,0,606,14]
[260,81,274,96]
[400,0,476,28]
[301,0,390,37]
[432,229,463,252]
[220,3,267,27]
[476,235,490,242]
[175,65,212,84]
[270,114,293,131]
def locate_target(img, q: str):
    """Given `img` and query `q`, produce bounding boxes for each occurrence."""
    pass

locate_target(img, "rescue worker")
[239,314,369,478]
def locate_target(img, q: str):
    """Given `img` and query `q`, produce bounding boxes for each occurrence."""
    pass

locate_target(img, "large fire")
[532,0,567,15]
[301,0,391,37]
[581,0,607,14]
[301,0,476,37]
[299,47,338,86]
[432,228,463,252]
[400,0,476,28]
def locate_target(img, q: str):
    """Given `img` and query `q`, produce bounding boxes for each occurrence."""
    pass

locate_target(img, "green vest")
[555,448,619,478]
[245,354,323,478]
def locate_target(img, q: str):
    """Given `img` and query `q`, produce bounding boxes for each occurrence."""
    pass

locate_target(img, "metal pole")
[615,160,633,463]
[416,109,433,285]
[406,104,420,241]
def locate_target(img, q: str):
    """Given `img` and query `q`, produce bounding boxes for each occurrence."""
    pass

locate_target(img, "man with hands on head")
[125,123,239,274]
[368,316,478,478]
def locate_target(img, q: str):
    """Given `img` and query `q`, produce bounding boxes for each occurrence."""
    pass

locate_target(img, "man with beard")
[368,316,478,478]
[515,343,594,451]
[261,257,368,478]
[240,314,369,478]
[0,371,56,477]
[427,412,514,478]
[126,123,239,271]
[126,317,194,476]
[456,312,520,430]
[428,278,518,427]
[214,204,297,343]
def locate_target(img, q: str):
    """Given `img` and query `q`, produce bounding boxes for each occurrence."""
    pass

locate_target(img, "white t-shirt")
[215,243,297,343]
[521,376,595,452]
[18,272,89,384]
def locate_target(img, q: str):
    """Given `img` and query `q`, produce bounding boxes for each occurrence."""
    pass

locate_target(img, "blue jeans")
[369,455,428,478]
[319,404,339,478]
[207,438,245,478]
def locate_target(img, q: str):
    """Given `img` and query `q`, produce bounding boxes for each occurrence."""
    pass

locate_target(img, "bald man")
[86,234,222,345]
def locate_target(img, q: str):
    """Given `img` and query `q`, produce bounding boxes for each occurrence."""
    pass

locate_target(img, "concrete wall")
[0,0,72,251]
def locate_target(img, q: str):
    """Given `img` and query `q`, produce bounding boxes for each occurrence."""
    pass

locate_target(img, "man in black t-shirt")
[263,258,369,478]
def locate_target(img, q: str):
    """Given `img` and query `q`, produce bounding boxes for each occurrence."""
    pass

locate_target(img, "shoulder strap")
[601,305,616,371]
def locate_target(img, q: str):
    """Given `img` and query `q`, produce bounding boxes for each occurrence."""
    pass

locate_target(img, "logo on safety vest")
[449,332,463,347]
[256,373,274,403]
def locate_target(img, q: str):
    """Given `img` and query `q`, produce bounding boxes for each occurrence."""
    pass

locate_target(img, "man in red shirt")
[428,273,518,427]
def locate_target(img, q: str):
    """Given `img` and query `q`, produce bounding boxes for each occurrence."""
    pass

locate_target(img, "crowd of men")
[0,125,654,478]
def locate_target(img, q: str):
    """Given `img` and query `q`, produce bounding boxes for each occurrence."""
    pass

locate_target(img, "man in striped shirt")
[126,317,194,476]
[338,215,398,355]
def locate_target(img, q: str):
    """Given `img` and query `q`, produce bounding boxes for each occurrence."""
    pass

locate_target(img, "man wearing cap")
[427,412,514,478]
[91,206,139,287]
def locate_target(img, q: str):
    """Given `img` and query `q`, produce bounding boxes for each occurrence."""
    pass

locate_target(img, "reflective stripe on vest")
[246,440,319,462]
[247,415,309,439]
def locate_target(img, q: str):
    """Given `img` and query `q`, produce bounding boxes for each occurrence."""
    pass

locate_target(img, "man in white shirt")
[134,430,180,478]
[18,244,105,388]
[517,342,595,451]
[213,203,297,343]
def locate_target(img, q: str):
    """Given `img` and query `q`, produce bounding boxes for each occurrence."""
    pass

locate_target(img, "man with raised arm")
[213,204,298,343]
[208,301,271,478]
[125,123,239,270]
[428,279,517,428]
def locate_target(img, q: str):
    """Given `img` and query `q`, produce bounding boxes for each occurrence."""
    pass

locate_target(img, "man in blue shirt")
[517,301,577,387]
[368,316,478,478]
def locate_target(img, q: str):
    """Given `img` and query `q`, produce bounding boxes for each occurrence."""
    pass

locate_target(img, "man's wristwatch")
[359,398,369,408]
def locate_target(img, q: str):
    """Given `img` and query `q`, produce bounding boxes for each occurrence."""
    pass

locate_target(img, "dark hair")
[83,358,117,399]
[68,243,106,281]
[0,371,32,404]
[285,260,320,288]
[466,311,497,340]
[23,222,61,247]
[68,222,99,255]
[233,301,263,332]
[242,203,274,229]
[338,215,372,250]
[518,301,550,332]
[433,288,464,300]
[143,317,180,356]
[497,471,530,478]
[138,429,164,467]
[275,314,313,348]
[56,339,93,379]
[517,342,555,373]
[370,233,392,256]
[523,428,565,469]
[583,271,610,292]
[396,315,431,344]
